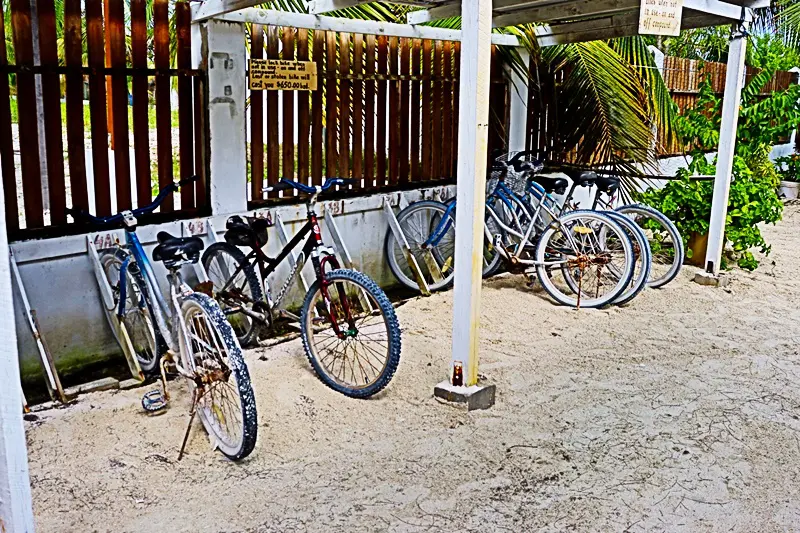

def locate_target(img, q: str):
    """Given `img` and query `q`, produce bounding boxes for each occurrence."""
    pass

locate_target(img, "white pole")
[0,172,35,530]
[507,47,529,154]
[450,0,492,387]
[198,19,249,216]
[705,28,748,275]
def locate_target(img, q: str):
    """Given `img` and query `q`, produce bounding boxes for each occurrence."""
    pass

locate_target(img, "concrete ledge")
[693,272,731,287]
[434,381,496,411]
[64,377,119,397]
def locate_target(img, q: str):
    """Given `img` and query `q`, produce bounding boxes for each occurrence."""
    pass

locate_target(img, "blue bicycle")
[68,177,257,461]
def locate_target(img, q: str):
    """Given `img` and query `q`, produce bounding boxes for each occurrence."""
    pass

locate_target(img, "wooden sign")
[249,59,318,91]
[639,0,683,37]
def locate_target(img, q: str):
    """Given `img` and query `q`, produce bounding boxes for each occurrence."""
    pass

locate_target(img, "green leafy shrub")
[775,153,800,182]
[640,68,797,270]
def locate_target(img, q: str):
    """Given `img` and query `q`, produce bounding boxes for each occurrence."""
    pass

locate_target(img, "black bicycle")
[201,178,401,399]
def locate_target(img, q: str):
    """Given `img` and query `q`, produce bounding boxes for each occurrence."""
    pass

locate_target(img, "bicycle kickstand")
[178,388,201,461]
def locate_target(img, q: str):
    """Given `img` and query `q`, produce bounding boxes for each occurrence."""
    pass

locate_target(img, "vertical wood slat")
[388,37,399,185]
[282,27,295,181]
[10,0,44,226]
[250,25,264,201]
[410,39,421,183]
[452,42,460,173]
[432,41,443,180]
[442,41,453,177]
[376,35,387,187]
[352,34,364,187]
[176,2,194,209]
[421,39,432,181]
[338,32,351,179]
[325,31,338,180]
[194,76,208,209]
[108,0,131,211]
[266,26,280,196]
[364,35,376,187]
[37,0,67,224]
[297,29,310,185]
[311,30,324,186]
[0,7,17,230]
[130,0,150,207]
[399,38,410,184]
[154,0,173,211]
[85,0,110,217]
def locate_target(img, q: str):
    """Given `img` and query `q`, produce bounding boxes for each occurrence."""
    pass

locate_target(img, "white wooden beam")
[705,29,748,275]
[450,0,492,388]
[0,147,35,532]
[216,8,520,45]
[507,47,529,153]
[407,3,460,25]
[192,0,263,23]
[308,0,432,15]
[684,0,752,21]
[493,0,639,29]
[535,11,732,46]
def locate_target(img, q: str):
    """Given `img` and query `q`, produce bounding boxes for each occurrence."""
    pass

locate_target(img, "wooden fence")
[524,56,799,163]
[0,0,207,240]
[248,27,509,205]
[658,56,798,155]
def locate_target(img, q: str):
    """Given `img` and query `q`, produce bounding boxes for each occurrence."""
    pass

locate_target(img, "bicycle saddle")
[564,169,597,187]
[530,176,568,195]
[224,215,270,248]
[595,175,620,194]
[153,231,204,265]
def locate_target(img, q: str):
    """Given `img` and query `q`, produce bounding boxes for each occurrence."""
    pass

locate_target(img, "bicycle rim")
[181,299,246,457]
[303,274,393,393]
[616,204,684,288]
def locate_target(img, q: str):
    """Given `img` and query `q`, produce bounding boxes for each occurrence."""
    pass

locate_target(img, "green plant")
[775,153,800,182]
[640,68,796,270]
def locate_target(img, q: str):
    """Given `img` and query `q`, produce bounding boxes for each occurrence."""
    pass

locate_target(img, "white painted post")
[0,167,35,531]
[449,0,492,387]
[705,29,748,275]
[507,47,529,154]
[197,20,249,216]
[648,45,666,163]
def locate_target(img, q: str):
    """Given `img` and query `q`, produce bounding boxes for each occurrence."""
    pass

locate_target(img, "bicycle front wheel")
[179,293,257,461]
[385,200,456,292]
[615,204,684,288]
[101,250,163,375]
[536,210,635,308]
[300,269,401,398]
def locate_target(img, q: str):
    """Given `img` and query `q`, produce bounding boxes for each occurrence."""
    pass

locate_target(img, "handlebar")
[263,177,355,194]
[490,150,545,174]
[66,175,200,226]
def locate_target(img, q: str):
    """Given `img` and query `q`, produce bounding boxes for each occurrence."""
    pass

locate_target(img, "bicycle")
[201,177,402,399]
[521,160,684,289]
[67,177,257,461]
[385,155,637,308]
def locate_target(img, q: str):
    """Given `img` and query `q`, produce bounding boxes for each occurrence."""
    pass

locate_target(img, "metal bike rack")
[9,249,68,403]
[275,212,314,294]
[181,219,211,283]
[86,236,145,383]
[382,193,435,296]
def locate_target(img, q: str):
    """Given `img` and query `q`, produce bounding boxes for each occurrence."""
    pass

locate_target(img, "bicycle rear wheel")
[300,269,401,398]
[101,250,163,375]
[615,204,684,288]
[536,210,635,308]
[202,242,263,347]
[179,293,257,461]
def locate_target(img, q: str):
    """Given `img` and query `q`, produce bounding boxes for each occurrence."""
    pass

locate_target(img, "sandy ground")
[25,205,800,532]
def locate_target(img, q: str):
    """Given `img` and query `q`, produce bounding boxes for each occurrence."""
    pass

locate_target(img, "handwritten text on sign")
[249,59,318,91]
[639,0,683,36]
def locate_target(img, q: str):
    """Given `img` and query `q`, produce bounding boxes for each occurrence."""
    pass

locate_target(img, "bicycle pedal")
[141,389,168,413]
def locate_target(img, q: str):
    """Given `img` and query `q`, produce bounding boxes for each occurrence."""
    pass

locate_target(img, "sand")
[25,204,800,532]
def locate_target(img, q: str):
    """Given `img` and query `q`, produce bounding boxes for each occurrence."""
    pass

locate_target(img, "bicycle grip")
[263,180,295,193]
